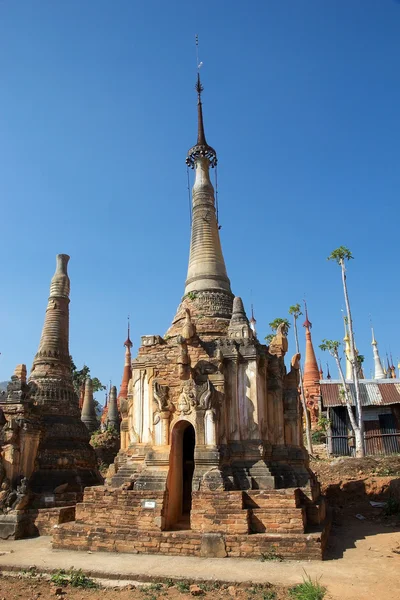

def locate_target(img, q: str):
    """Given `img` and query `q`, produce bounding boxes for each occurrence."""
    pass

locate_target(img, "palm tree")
[328,247,364,456]
[319,339,363,455]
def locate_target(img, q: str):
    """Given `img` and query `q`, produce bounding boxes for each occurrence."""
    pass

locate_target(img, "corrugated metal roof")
[378,382,400,405]
[320,383,341,407]
[320,380,400,408]
[364,382,384,406]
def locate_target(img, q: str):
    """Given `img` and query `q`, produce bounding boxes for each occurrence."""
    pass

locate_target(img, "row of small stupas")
[301,309,400,423]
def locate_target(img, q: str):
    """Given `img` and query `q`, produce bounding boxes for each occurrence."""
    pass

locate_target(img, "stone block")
[199,533,227,558]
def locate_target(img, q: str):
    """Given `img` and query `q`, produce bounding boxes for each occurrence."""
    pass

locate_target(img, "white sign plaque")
[142,500,157,509]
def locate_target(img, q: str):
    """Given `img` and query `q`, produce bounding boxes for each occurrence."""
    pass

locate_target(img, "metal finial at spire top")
[186,35,217,170]
[302,299,312,329]
[326,363,331,379]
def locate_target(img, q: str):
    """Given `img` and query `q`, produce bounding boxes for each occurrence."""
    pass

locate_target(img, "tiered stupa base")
[53,485,330,560]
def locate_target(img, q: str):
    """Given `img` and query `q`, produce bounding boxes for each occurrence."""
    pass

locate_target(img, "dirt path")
[0,517,399,600]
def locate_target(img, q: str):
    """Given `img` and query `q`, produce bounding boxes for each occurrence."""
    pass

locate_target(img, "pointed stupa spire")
[319,360,324,380]
[107,385,120,431]
[119,318,133,401]
[371,327,385,379]
[302,301,320,394]
[386,353,391,379]
[81,377,99,433]
[326,363,332,380]
[184,67,232,303]
[249,304,257,337]
[343,316,353,380]
[30,254,71,376]
[228,297,253,339]
[28,254,101,495]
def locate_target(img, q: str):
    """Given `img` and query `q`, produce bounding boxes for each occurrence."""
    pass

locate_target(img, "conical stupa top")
[81,377,98,432]
[249,304,257,335]
[371,327,385,379]
[326,363,332,380]
[319,360,324,380]
[30,254,72,376]
[302,301,312,329]
[107,385,120,429]
[186,74,217,169]
[124,318,133,348]
[119,320,133,400]
[302,304,320,389]
[184,73,231,297]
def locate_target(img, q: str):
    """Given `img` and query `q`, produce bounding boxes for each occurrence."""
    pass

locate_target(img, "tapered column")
[81,377,99,433]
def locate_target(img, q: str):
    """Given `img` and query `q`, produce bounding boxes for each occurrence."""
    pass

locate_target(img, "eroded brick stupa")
[0,255,101,538]
[54,76,329,559]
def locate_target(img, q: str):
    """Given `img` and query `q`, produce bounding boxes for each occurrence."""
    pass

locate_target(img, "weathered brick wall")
[20,506,75,537]
[244,490,305,534]
[52,524,327,560]
[75,487,166,532]
[191,491,248,534]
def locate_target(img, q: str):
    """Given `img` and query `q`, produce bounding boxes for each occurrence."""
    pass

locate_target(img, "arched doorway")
[166,421,195,530]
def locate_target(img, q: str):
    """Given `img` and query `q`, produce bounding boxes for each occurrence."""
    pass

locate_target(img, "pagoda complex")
[53,75,328,559]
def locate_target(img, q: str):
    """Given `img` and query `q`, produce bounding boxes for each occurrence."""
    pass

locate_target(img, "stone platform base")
[52,486,329,560]
[0,506,76,539]
[52,524,329,560]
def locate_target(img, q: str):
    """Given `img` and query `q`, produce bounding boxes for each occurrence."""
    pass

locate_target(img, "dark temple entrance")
[182,424,195,516]
[166,421,195,530]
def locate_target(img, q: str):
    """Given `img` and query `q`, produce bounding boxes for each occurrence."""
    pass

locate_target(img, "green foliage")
[164,578,174,588]
[317,416,330,432]
[327,246,354,265]
[265,317,290,343]
[261,592,277,600]
[319,339,340,356]
[311,430,325,444]
[176,580,190,593]
[357,354,365,364]
[50,568,98,589]
[90,426,120,449]
[268,318,290,332]
[186,292,197,301]
[289,573,326,600]
[70,358,106,397]
[289,304,302,318]
[260,546,283,562]
[384,497,400,516]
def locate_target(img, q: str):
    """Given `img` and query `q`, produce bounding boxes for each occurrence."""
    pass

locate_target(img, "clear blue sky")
[1,0,400,402]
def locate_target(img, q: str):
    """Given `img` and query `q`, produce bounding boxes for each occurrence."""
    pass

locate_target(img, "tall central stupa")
[54,74,328,560]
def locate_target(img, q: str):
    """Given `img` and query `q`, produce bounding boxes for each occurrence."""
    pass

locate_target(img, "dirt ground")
[0,455,400,600]
[0,575,288,600]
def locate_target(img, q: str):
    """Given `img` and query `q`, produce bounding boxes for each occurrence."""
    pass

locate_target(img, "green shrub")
[176,580,190,593]
[289,574,326,600]
[50,568,98,589]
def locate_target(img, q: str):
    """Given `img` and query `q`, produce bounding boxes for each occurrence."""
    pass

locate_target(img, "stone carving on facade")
[227,297,253,340]
[175,378,214,416]
[152,382,173,425]
[182,309,196,340]
[176,335,190,380]
[284,353,301,390]
[268,322,289,357]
